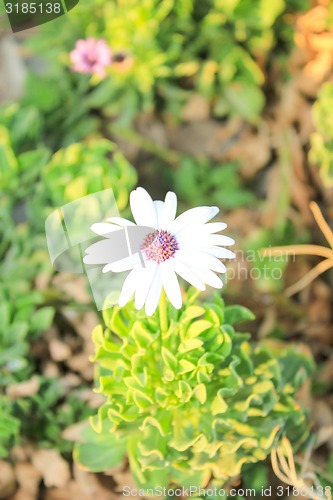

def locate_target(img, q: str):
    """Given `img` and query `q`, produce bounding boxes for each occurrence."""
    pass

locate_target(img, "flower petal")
[175,249,226,273]
[201,222,228,234]
[171,207,219,234]
[130,187,158,228]
[135,261,157,310]
[193,247,236,259]
[145,268,162,316]
[172,258,206,291]
[91,223,124,236]
[206,235,235,246]
[119,268,141,307]
[160,261,182,309]
[83,239,116,264]
[195,268,223,289]
[160,191,177,230]
[176,222,227,240]
[154,200,164,230]
[103,254,141,273]
[106,217,135,226]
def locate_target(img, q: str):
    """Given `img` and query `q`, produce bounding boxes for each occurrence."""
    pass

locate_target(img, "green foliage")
[40,139,137,210]
[0,285,54,385]
[0,399,20,458]
[13,378,94,453]
[27,0,308,124]
[75,290,313,488]
[310,82,333,186]
[0,112,137,458]
[173,159,255,210]
[0,72,101,151]
[0,116,137,231]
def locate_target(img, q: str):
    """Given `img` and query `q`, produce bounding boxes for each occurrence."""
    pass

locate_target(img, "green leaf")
[211,389,228,415]
[187,320,212,338]
[193,384,207,404]
[74,423,127,473]
[224,305,255,325]
[224,82,265,122]
[161,347,178,370]
[179,339,203,353]
[30,307,55,332]
[178,359,196,374]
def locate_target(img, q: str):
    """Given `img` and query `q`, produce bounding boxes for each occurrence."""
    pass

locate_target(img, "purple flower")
[70,38,112,78]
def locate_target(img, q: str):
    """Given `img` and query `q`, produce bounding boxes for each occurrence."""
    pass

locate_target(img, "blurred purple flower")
[70,38,112,78]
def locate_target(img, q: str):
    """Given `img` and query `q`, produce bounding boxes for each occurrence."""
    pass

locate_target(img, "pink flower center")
[83,52,97,66]
[141,230,178,263]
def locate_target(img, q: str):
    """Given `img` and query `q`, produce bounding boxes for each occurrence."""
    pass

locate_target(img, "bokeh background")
[0,0,333,498]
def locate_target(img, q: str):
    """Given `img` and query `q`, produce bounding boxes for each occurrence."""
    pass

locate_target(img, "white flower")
[83,187,235,316]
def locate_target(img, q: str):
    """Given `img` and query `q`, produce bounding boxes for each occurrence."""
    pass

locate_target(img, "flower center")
[83,52,97,66]
[141,230,178,263]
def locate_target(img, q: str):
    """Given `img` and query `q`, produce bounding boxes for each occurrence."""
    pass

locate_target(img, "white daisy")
[83,187,235,316]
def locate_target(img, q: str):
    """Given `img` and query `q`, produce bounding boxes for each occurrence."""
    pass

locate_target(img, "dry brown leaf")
[61,421,88,443]
[226,125,271,178]
[49,338,72,362]
[32,449,71,488]
[106,463,137,494]
[295,3,333,85]
[304,51,332,82]
[136,113,169,148]
[298,101,315,144]
[295,72,321,97]
[9,447,29,463]
[321,354,333,385]
[0,461,16,499]
[72,464,119,500]
[296,6,328,33]
[167,118,243,160]
[66,353,93,380]
[260,163,282,228]
[59,373,81,390]
[35,271,52,291]
[6,377,40,399]
[42,361,61,378]
[312,400,333,450]
[257,307,277,338]
[291,165,313,224]
[276,80,307,127]
[182,93,210,122]
[65,311,99,342]
[307,281,332,324]
[309,32,333,51]
[52,274,91,304]
[316,425,333,447]
[11,462,41,500]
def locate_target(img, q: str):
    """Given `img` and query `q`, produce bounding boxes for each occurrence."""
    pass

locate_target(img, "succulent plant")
[75,289,313,488]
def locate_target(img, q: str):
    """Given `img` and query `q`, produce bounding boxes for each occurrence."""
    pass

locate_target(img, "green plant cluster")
[0,112,137,456]
[28,0,308,125]
[75,289,313,488]
[0,287,54,386]
[310,82,333,187]
[0,74,104,151]
[173,159,256,210]
[0,108,137,228]
[0,398,20,458]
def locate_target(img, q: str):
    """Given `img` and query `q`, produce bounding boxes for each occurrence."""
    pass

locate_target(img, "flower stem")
[159,289,168,335]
